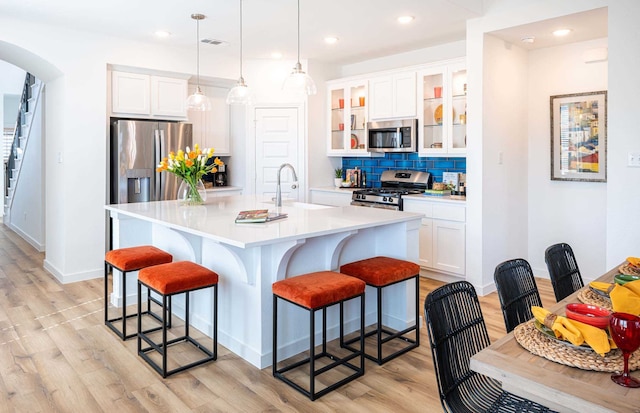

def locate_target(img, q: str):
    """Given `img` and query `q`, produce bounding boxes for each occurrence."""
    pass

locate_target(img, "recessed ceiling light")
[397,16,414,24]
[271,51,283,59]
[154,30,171,38]
[521,36,535,44]
[324,36,339,44]
[553,28,572,37]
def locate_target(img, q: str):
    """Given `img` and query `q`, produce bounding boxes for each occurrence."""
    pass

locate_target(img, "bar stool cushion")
[272,271,365,309]
[105,245,172,271]
[139,261,219,295]
[340,256,420,287]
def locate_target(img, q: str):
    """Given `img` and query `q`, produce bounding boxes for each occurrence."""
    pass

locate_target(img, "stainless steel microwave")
[367,119,417,152]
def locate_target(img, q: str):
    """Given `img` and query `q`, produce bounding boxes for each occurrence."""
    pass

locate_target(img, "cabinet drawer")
[433,204,465,222]
[402,201,433,217]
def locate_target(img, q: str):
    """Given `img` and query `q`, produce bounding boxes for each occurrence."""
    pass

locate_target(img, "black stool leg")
[213,284,218,360]
[104,262,109,324]
[309,306,316,401]
[137,281,142,354]
[121,268,127,338]
[415,275,420,347]
[376,285,383,363]
[272,294,278,377]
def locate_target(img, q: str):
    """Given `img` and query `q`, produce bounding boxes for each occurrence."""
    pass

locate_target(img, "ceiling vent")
[201,39,228,46]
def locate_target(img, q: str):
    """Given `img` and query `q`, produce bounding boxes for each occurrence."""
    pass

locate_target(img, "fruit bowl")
[565,303,611,329]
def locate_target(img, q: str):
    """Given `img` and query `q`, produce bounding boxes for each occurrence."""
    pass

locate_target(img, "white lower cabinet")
[403,198,466,276]
[309,188,353,206]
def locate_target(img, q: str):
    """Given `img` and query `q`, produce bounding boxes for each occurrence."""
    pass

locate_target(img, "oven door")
[351,200,400,211]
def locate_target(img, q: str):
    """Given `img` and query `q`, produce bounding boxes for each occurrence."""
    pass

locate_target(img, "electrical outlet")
[628,152,640,167]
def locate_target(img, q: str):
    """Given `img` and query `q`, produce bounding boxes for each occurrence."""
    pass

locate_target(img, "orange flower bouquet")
[156,144,222,205]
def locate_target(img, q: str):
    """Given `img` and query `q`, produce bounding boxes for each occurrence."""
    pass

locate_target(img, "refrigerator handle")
[154,129,161,201]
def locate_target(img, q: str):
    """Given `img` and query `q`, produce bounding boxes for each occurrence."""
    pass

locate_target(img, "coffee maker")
[214,164,228,187]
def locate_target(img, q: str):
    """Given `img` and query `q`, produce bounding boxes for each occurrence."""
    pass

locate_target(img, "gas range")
[351,170,431,211]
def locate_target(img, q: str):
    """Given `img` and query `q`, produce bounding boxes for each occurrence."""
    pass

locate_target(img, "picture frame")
[550,91,607,182]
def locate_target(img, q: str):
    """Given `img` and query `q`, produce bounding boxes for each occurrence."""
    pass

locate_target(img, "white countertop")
[105,195,423,249]
[310,186,359,193]
[205,186,242,193]
[310,186,466,204]
[404,193,466,204]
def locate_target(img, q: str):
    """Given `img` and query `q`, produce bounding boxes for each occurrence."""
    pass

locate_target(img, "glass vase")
[177,177,207,206]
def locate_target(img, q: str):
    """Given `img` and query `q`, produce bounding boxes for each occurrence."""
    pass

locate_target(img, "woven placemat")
[576,288,612,310]
[514,321,640,372]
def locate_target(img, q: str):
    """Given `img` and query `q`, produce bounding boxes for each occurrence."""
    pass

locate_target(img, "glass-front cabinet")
[327,79,373,157]
[418,59,467,156]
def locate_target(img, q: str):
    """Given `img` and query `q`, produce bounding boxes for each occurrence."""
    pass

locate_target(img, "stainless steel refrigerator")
[110,119,192,204]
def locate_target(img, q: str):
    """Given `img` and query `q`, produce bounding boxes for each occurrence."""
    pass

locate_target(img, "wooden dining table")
[470,265,640,413]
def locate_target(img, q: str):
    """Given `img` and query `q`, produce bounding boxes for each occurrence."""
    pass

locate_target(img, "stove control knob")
[383,196,388,202]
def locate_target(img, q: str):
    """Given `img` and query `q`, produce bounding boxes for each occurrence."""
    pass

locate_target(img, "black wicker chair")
[494,259,543,333]
[544,243,584,302]
[424,281,553,413]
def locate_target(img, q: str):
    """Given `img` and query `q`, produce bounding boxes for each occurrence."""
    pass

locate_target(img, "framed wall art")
[550,91,607,182]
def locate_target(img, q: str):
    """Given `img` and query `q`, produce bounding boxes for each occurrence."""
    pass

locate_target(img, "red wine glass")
[609,312,640,388]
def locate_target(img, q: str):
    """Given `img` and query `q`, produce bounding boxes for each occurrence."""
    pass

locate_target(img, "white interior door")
[254,107,301,200]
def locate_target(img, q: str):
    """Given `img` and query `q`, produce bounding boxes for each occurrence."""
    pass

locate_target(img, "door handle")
[154,130,161,201]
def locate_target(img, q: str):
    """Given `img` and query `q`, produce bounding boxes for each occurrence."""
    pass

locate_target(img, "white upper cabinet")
[326,79,380,157]
[418,59,467,156]
[369,71,416,120]
[111,70,188,119]
[150,76,188,117]
[111,71,150,115]
[187,85,230,156]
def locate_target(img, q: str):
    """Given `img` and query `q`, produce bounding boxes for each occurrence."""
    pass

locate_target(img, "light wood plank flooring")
[0,223,557,412]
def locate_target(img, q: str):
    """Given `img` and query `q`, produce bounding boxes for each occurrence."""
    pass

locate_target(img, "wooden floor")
[0,223,558,412]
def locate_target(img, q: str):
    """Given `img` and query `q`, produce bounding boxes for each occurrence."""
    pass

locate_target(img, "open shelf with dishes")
[326,79,381,157]
[418,59,467,157]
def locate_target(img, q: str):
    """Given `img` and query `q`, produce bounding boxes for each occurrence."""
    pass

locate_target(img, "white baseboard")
[44,259,102,284]
[5,221,45,252]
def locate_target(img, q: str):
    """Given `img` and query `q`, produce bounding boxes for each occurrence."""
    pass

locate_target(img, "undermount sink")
[261,199,331,210]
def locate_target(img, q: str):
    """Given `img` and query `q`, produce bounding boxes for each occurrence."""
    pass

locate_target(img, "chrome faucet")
[276,163,298,207]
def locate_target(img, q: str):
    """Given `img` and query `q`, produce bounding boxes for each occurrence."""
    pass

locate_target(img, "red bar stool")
[340,256,420,365]
[137,261,219,378]
[272,271,366,401]
[104,245,172,340]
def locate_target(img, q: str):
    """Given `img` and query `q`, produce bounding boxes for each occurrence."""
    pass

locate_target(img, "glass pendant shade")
[185,13,210,111]
[282,0,316,96]
[283,62,317,96]
[226,77,253,105]
[226,0,252,105]
[186,86,211,111]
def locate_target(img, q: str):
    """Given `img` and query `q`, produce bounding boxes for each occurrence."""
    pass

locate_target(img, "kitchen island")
[105,195,422,368]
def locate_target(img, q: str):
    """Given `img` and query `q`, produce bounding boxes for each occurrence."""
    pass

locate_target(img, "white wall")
[527,38,608,281]
[339,40,466,78]
[478,34,529,291]
[606,0,640,267]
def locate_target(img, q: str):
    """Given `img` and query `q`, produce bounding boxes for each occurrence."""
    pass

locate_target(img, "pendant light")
[226,0,253,105]
[186,13,212,111]
[282,0,316,96]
